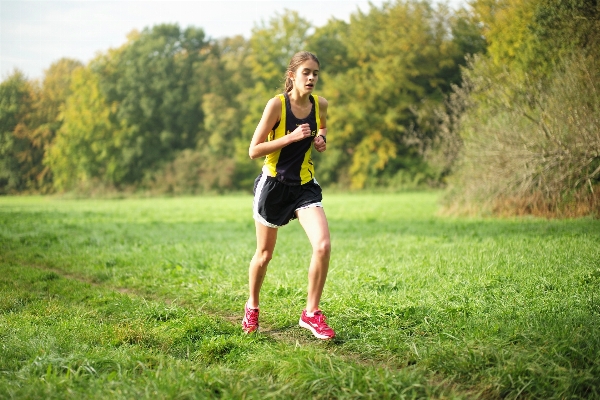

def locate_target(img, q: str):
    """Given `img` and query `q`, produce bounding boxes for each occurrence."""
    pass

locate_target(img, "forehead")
[297,59,319,71]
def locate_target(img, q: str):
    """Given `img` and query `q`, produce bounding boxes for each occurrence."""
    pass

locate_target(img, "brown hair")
[284,51,320,93]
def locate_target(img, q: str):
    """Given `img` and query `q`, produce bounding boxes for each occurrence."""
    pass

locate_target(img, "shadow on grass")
[258,323,350,346]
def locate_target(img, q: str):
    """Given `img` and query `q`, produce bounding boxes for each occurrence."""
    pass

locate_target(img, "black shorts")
[253,173,323,228]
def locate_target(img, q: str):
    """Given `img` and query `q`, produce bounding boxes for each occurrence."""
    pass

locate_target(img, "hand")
[289,123,313,142]
[314,135,326,152]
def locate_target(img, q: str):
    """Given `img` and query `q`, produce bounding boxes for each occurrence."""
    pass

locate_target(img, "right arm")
[249,97,313,159]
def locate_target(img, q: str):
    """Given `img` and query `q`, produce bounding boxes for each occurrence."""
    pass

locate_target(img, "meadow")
[1,192,599,399]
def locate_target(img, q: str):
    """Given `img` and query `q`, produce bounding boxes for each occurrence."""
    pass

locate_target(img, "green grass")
[1,192,599,399]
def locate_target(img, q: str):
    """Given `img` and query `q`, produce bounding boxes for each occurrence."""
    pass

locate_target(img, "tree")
[532,0,600,65]
[47,64,127,190]
[95,24,209,184]
[0,59,82,193]
[321,0,479,188]
[34,58,83,191]
[0,71,36,193]
[306,18,351,74]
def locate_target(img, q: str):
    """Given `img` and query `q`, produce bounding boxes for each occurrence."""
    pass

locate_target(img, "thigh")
[296,206,330,247]
[255,220,278,253]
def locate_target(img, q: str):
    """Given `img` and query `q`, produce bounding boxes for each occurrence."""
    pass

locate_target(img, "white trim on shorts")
[295,202,323,213]
[297,177,323,212]
[253,173,281,228]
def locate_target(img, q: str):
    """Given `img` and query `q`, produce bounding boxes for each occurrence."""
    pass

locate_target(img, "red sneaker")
[242,303,259,334]
[299,309,335,339]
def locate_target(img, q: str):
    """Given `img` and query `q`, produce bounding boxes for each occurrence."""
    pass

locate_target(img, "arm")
[314,97,328,153]
[249,97,314,159]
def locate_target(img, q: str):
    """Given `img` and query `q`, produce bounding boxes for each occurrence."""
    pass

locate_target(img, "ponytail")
[285,76,294,93]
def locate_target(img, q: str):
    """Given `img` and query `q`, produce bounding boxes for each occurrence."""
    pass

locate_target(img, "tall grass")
[422,54,600,217]
[1,193,599,398]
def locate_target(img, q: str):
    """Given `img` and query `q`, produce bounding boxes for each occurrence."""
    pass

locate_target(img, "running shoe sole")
[243,328,259,334]
[299,318,335,339]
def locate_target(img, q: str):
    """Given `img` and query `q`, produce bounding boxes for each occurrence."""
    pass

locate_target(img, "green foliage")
[48,65,126,190]
[35,59,83,191]
[471,0,600,76]
[95,25,209,184]
[1,193,599,398]
[0,62,77,194]
[248,10,313,94]
[320,1,482,188]
[306,19,351,73]
[2,1,486,195]
[0,71,36,193]
[472,0,540,73]
[144,35,253,194]
[0,60,82,194]
[443,54,600,216]
[438,0,600,216]
[141,148,236,195]
[532,0,600,66]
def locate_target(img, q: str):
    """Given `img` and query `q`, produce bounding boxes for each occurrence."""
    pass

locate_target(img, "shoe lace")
[313,311,326,325]
[246,308,258,325]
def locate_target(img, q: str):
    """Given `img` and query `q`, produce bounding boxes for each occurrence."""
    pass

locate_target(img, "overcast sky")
[1,0,465,80]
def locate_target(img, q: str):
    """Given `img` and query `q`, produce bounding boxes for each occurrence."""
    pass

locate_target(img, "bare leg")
[297,206,331,313]
[248,221,278,309]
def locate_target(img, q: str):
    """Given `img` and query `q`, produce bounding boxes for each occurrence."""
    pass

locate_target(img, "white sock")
[305,311,315,317]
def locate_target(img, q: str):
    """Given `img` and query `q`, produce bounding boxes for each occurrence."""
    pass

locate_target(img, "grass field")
[1,192,599,399]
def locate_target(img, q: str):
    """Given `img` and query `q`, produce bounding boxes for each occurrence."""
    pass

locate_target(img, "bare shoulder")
[317,96,328,119]
[263,95,283,121]
[317,96,328,109]
[266,95,283,111]
[269,94,283,105]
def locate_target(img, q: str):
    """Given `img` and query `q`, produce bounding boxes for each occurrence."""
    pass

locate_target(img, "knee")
[313,239,331,259]
[255,249,273,267]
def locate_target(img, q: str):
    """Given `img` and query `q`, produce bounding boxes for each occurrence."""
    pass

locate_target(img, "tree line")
[0,1,483,194]
[1,0,598,216]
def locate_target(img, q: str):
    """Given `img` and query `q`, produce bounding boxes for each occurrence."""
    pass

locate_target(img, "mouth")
[306,83,314,89]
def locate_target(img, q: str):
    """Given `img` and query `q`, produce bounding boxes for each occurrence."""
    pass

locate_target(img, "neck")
[287,88,312,104]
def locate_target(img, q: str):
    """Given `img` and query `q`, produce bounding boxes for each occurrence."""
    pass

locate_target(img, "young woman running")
[242,51,335,340]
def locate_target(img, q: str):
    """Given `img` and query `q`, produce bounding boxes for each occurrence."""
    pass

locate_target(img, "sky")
[1,0,465,80]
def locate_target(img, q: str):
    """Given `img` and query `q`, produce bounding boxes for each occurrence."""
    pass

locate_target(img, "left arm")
[314,97,328,153]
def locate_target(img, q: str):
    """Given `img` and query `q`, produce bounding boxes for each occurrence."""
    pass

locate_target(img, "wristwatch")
[319,135,326,143]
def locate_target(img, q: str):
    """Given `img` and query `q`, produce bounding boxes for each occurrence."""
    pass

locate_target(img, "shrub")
[439,53,600,217]
[142,149,236,195]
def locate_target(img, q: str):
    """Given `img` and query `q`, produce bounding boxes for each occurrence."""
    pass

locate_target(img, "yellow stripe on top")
[263,94,287,178]
[299,95,320,184]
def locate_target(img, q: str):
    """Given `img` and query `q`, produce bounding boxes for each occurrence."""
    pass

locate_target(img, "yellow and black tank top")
[263,92,320,185]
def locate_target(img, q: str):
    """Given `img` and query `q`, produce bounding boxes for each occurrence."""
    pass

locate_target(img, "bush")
[142,149,236,195]
[439,53,600,217]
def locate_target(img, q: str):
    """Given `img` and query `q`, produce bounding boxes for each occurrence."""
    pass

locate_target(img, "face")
[290,59,319,93]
